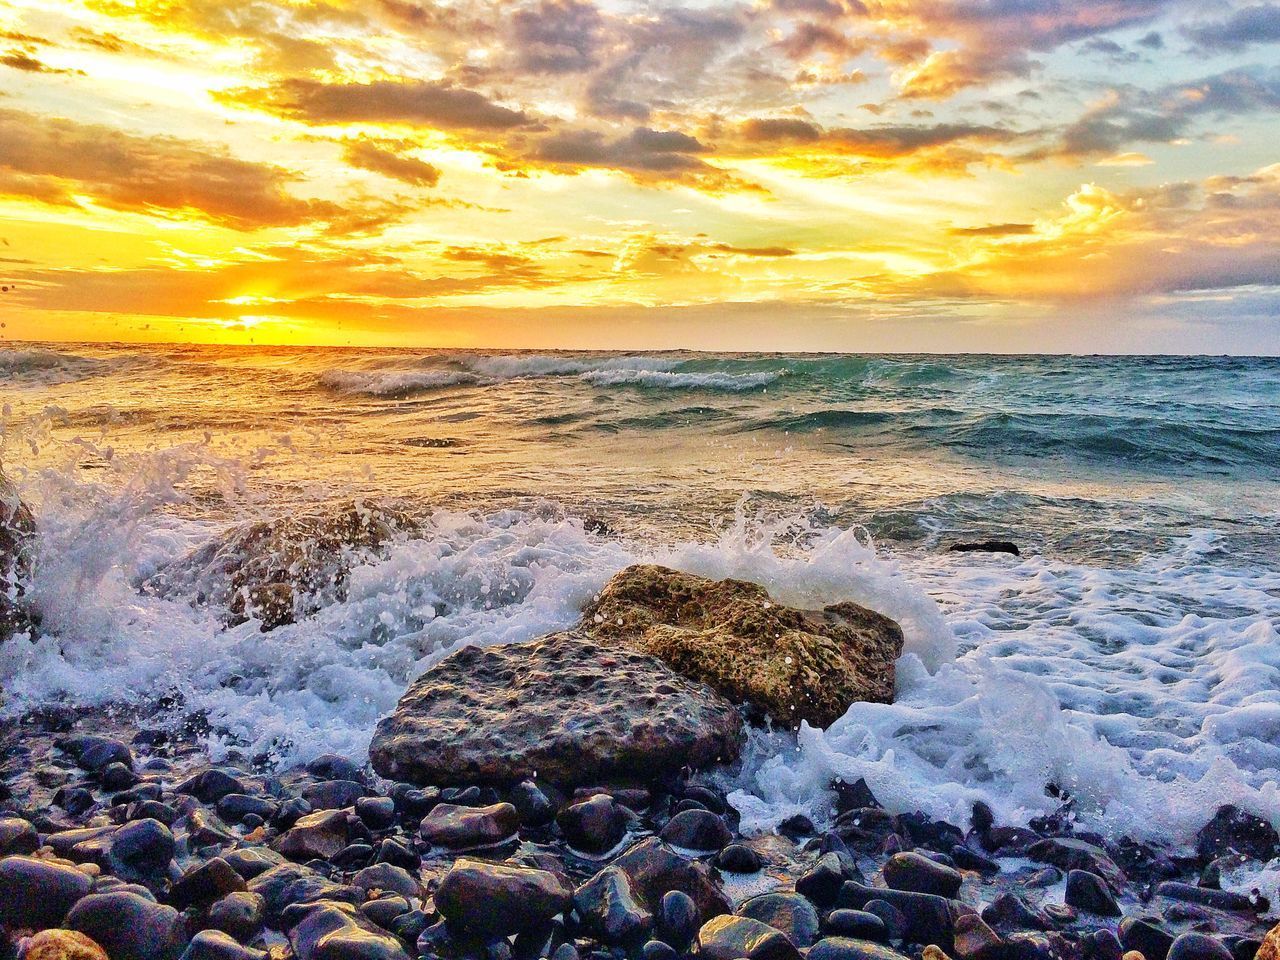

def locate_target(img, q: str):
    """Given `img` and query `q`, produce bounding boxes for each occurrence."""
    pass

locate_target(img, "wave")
[318,368,482,397]
[0,347,110,385]
[579,368,778,391]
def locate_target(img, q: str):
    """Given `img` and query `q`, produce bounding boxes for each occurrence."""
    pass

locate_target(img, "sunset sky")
[0,0,1277,351]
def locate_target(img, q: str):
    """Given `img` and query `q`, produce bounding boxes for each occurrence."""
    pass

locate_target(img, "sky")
[0,0,1277,352]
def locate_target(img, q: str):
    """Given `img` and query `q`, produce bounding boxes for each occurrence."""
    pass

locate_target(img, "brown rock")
[19,930,109,960]
[369,633,743,787]
[580,564,903,728]
[418,802,519,849]
[142,500,417,630]
[1257,924,1280,960]
[275,809,350,862]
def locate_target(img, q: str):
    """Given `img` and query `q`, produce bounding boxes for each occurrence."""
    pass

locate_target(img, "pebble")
[509,780,556,826]
[656,890,701,950]
[1155,881,1255,911]
[1196,805,1279,862]
[809,939,914,960]
[558,794,629,853]
[306,753,366,783]
[737,892,821,948]
[0,854,95,929]
[206,890,267,941]
[168,856,247,909]
[1167,933,1235,960]
[355,795,397,829]
[697,914,802,960]
[1119,917,1175,960]
[301,779,368,811]
[284,899,409,960]
[717,843,763,873]
[352,861,422,899]
[797,852,861,908]
[574,864,654,943]
[660,808,733,851]
[276,809,351,861]
[0,816,39,855]
[435,858,572,939]
[66,891,190,960]
[883,851,963,897]
[1064,869,1121,916]
[824,910,887,941]
[177,930,266,960]
[419,801,520,849]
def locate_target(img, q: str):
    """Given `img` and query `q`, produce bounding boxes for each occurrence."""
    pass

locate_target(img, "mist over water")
[2,342,1279,866]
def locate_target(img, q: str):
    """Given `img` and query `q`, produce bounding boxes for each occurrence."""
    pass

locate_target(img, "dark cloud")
[535,127,709,172]
[740,117,823,142]
[1184,5,1280,53]
[1,50,80,74]
[341,139,441,186]
[0,108,337,229]
[510,0,605,73]
[221,78,531,130]
[949,222,1035,236]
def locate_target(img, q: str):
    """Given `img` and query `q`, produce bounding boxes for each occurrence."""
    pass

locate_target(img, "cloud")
[509,0,605,73]
[221,78,531,130]
[535,127,710,172]
[1184,5,1280,53]
[1,50,80,74]
[0,108,337,229]
[1039,67,1280,159]
[948,223,1035,236]
[341,139,441,186]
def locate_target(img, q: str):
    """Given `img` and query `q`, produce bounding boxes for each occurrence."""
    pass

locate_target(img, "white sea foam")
[464,354,681,379]
[2,448,1278,862]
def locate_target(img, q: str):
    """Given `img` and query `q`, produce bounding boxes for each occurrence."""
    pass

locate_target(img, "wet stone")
[797,852,861,908]
[352,861,422,899]
[1166,933,1234,960]
[736,892,821,948]
[824,911,888,942]
[808,940,914,960]
[419,801,520,849]
[697,915,802,960]
[559,794,629,854]
[66,891,190,960]
[285,899,411,960]
[301,779,368,811]
[307,753,367,784]
[217,794,278,824]
[0,854,95,929]
[882,851,963,898]
[355,795,396,830]
[1196,805,1279,862]
[276,809,351,862]
[656,890,701,951]
[575,864,655,944]
[0,816,38,855]
[1120,918,1176,960]
[716,844,763,874]
[177,931,267,960]
[169,856,247,909]
[1064,870,1121,916]
[659,809,732,852]
[207,890,267,942]
[436,858,572,940]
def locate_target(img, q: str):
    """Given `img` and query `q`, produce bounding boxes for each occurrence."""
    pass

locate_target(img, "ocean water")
[2,343,1279,872]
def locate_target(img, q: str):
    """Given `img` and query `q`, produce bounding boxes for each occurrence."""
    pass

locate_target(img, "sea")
[2,343,1278,890]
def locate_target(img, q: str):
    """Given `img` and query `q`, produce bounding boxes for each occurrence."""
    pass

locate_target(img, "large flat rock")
[368,632,744,787]
[581,564,903,728]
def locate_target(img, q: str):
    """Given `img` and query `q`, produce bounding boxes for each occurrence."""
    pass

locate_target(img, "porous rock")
[370,633,744,787]
[580,565,904,728]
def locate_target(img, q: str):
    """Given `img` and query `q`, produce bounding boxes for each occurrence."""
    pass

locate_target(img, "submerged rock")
[369,632,744,786]
[580,564,903,728]
[0,469,35,642]
[948,541,1020,556]
[142,500,418,630]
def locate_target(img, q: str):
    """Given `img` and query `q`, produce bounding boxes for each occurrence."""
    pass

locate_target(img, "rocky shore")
[2,489,1279,960]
